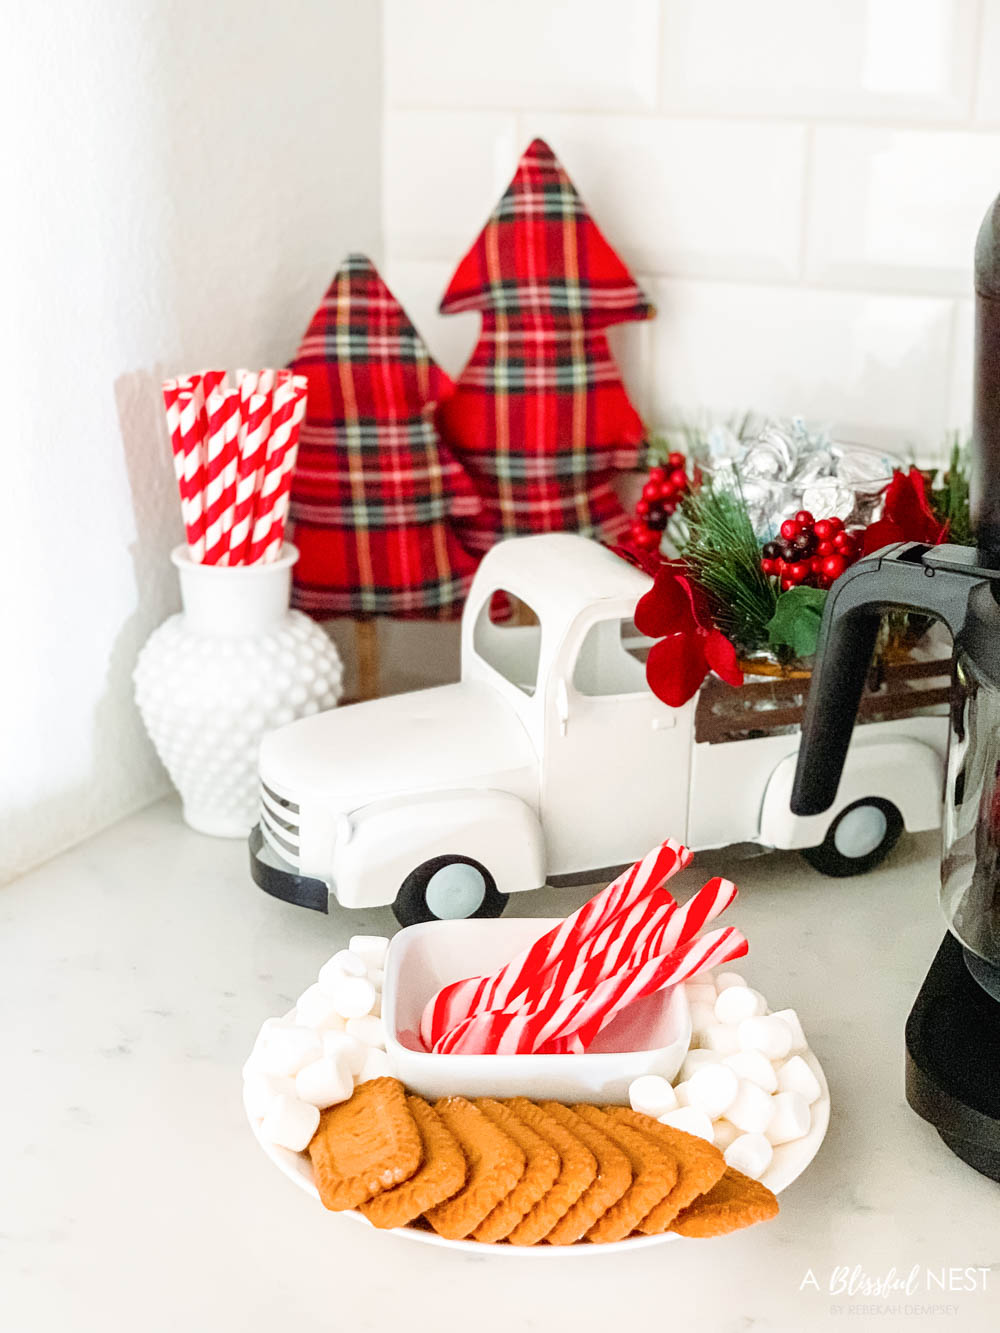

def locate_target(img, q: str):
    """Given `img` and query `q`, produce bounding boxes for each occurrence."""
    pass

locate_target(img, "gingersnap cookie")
[537,1103,632,1246]
[504,1099,597,1246]
[308,1077,422,1212]
[669,1166,779,1238]
[359,1096,467,1230]
[572,1105,677,1243]
[471,1099,561,1243]
[606,1108,727,1235]
[424,1097,526,1240]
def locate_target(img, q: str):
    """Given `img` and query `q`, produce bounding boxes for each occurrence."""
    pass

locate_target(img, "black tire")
[800,797,904,878]
[392,854,509,928]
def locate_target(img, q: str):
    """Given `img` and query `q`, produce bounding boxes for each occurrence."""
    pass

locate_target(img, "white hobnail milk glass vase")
[134,543,343,837]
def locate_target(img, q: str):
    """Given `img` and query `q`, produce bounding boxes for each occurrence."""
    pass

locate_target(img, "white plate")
[243,1049,829,1256]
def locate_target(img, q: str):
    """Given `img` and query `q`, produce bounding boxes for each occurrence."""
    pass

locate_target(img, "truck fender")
[331,788,546,910]
[759,735,943,851]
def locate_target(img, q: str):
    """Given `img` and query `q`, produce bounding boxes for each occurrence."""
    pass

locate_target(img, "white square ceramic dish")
[381,917,692,1103]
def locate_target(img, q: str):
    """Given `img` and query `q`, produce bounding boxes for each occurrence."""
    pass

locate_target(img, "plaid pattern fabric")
[438,138,654,553]
[288,255,480,619]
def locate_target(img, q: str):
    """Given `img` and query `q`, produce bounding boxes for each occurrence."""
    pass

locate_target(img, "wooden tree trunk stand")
[695,651,952,745]
[355,620,380,702]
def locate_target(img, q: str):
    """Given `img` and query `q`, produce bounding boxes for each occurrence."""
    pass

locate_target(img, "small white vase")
[134,544,343,837]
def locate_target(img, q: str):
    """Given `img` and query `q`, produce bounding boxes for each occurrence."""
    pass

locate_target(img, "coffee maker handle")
[790,543,981,816]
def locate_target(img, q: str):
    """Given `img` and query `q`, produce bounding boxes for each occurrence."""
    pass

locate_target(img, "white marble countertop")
[2,799,998,1333]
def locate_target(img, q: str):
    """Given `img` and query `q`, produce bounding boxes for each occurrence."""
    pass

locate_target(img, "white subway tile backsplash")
[807,128,1000,295]
[977,0,1000,121]
[381,0,987,464]
[661,0,978,121]
[948,299,974,432]
[521,115,806,279]
[385,0,660,110]
[384,111,519,261]
[646,278,955,453]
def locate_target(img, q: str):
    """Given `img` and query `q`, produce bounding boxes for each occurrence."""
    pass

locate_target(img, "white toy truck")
[251,534,949,925]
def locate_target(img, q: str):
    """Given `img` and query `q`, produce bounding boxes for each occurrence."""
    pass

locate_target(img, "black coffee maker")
[792,192,1000,1181]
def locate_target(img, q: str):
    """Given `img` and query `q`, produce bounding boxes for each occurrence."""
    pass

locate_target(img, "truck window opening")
[573,618,654,697]
[473,592,542,696]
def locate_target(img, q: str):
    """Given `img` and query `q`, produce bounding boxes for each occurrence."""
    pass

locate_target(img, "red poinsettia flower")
[861,467,948,555]
[634,565,743,707]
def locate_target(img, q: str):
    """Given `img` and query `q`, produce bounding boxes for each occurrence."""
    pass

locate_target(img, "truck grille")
[259,781,301,869]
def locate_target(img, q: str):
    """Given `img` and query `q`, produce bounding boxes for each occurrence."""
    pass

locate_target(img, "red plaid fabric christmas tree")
[438,138,654,553]
[288,255,480,619]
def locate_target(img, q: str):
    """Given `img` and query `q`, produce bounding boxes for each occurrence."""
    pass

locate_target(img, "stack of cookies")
[307,1077,779,1245]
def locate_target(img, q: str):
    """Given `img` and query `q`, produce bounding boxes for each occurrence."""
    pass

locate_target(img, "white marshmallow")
[685,1063,739,1119]
[348,935,389,970]
[369,968,385,992]
[738,1015,793,1061]
[777,1054,822,1104]
[242,1018,285,1077]
[701,1023,741,1056]
[726,1079,774,1134]
[714,985,766,1026]
[295,1055,354,1109]
[770,1008,807,1053]
[711,1118,741,1150]
[294,983,345,1031]
[322,1030,369,1075]
[260,1093,321,1152]
[628,1074,677,1118]
[658,1106,714,1141]
[357,1047,395,1082]
[716,971,746,991]
[369,991,382,1019]
[724,1132,773,1181]
[689,1001,718,1037]
[766,1091,811,1145]
[317,950,366,994]
[685,980,717,1007]
[673,1080,692,1107]
[680,1049,721,1081]
[345,1015,386,1051]
[724,1050,778,1094]
[243,1072,295,1119]
[330,974,377,1020]
[253,1020,323,1078]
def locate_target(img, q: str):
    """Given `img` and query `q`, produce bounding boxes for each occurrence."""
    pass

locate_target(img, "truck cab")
[251,534,948,924]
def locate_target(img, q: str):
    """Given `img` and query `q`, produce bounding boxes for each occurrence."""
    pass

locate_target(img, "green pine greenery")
[931,432,973,546]
[675,478,779,654]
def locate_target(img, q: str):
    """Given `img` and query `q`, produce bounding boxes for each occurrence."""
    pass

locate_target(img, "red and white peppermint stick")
[201,386,240,564]
[175,389,207,560]
[449,927,747,1057]
[431,887,677,1053]
[419,838,692,1049]
[648,875,737,958]
[547,926,748,1054]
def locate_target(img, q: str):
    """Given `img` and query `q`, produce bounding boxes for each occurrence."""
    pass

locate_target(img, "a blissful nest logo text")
[799,1265,990,1318]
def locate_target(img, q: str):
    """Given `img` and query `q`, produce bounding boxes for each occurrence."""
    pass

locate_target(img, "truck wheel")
[800,798,903,878]
[392,855,510,928]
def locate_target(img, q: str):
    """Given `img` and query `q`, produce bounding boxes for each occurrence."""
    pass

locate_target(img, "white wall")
[0,1,382,883]
[383,0,998,455]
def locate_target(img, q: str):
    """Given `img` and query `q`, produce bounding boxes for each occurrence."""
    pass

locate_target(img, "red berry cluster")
[629,452,689,552]
[760,511,862,591]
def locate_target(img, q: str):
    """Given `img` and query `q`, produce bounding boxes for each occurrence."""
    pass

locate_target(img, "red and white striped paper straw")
[420,838,692,1049]
[226,391,272,564]
[175,389,207,560]
[201,385,240,565]
[245,378,306,564]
